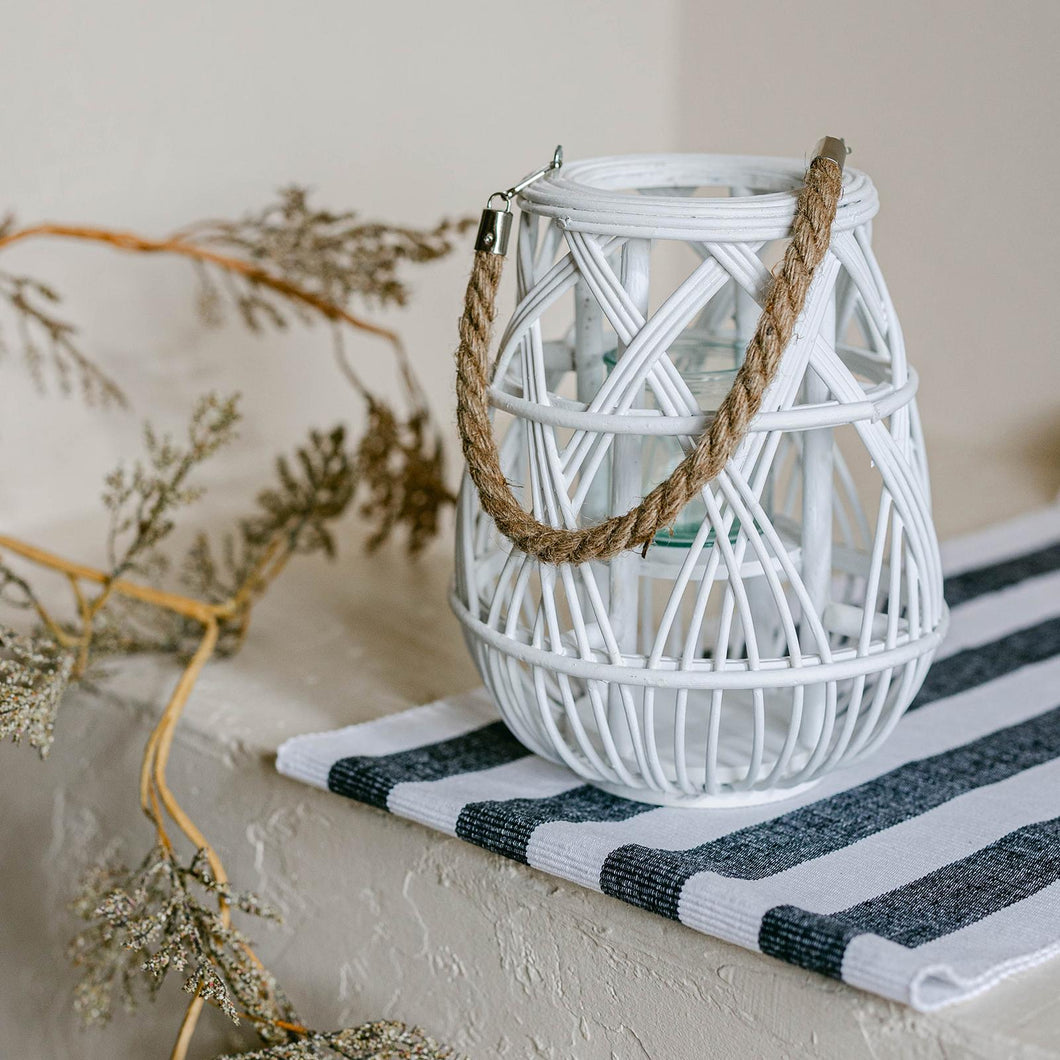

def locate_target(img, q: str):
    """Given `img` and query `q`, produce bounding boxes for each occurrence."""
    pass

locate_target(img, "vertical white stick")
[574,278,608,525]
[609,239,651,748]
[730,187,757,344]
[730,191,777,657]
[800,295,836,746]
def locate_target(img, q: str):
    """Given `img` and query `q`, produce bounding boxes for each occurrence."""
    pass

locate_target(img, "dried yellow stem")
[0,206,444,1058]
[173,995,311,1060]
[0,534,223,623]
[170,991,205,1060]
[151,620,224,886]
[153,624,223,1060]
[0,530,298,1058]
[31,595,76,649]
[0,222,423,404]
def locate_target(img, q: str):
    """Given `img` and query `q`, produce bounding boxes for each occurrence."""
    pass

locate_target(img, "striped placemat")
[277,502,1060,1010]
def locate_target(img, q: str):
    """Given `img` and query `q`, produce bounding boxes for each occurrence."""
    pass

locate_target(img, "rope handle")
[455,138,847,566]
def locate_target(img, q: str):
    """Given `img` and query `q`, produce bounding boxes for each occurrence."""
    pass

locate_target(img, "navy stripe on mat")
[943,541,1060,608]
[327,720,529,809]
[599,703,1060,919]
[759,815,1060,978]
[456,785,651,863]
[911,616,1060,711]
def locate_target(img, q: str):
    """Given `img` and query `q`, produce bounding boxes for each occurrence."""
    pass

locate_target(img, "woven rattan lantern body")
[452,153,948,806]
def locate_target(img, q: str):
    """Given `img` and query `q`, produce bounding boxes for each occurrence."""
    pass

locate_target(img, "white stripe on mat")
[277,687,497,790]
[388,755,579,835]
[676,755,1060,947]
[523,656,1060,888]
[937,566,1060,660]
[869,881,1060,1009]
[940,500,1060,575]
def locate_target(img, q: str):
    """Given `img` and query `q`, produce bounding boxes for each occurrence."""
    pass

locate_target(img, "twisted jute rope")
[455,155,844,566]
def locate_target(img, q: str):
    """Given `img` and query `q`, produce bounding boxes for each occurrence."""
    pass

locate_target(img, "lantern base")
[591,775,822,809]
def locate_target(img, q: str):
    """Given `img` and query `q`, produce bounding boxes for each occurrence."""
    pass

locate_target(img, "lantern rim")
[517,152,879,240]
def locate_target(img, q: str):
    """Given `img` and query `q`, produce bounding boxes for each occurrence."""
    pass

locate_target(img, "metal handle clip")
[814,136,849,173]
[475,145,563,255]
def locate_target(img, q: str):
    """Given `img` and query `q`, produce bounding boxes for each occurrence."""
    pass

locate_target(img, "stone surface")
[2,513,1060,1059]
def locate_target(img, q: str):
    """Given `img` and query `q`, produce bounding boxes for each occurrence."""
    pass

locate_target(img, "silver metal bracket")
[475,145,563,255]
[475,207,514,256]
[814,135,849,173]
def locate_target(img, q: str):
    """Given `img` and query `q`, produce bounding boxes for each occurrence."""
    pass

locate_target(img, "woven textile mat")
[277,503,1060,1010]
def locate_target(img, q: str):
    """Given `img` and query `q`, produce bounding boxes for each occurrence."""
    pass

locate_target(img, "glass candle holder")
[605,332,744,547]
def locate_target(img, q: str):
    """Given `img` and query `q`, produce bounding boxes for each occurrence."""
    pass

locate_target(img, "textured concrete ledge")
[2,520,1060,1059]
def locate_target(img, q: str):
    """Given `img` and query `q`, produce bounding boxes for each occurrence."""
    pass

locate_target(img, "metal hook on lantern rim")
[476,146,563,255]
[488,145,564,211]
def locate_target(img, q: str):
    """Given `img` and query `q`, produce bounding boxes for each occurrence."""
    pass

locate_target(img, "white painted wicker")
[452,153,948,806]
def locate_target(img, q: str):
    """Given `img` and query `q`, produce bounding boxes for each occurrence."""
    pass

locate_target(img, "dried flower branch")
[70,845,297,1038]
[183,186,469,315]
[0,626,73,756]
[0,216,126,405]
[104,393,242,578]
[0,190,461,559]
[0,191,471,413]
[245,425,357,559]
[0,186,468,1060]
[180,425,357,655]
[0,397,458,1057]
[356,403,452,554]
[217,1020,461,1060]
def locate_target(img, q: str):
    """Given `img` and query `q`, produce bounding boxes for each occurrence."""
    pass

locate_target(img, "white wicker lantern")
[452,146,948,806]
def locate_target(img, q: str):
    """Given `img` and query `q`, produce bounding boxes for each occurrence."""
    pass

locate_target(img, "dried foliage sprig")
[217,1020,458,1060]
[0,395,458,1057]
[0,187,470,1059]
[0,269,127,405]
[182,187,472,409]
[356,403,451,555]
[70,844,295,1036]
[0,212,127,406]
[0,191,472,412]
[0,626,73,756]
[183,186,467,319]
[187,424,355,594]
[104,393,242,579]
[0,190,463,557]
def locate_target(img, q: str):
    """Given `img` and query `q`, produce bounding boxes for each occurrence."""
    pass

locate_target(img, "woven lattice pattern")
[453,155,946,805]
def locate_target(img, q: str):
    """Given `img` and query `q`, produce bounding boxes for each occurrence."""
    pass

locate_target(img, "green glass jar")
[604,333,744,548]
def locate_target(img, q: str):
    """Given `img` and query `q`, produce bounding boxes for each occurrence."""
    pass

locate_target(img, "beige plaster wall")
[675,0,1060,535]
[0,0,681,544]
[2,1,1055,543]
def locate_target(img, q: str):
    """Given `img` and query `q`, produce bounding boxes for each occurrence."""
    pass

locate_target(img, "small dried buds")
[217,1020,462,1060]
[70,845,297,1040]
[0,626,73,757]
